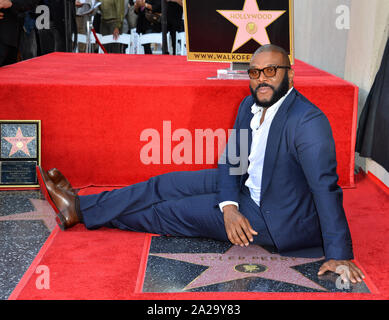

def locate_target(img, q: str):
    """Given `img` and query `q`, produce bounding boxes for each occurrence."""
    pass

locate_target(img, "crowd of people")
[85,0,184,54]
[0,0,185,67]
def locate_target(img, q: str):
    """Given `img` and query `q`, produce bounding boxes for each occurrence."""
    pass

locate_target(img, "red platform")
[0,53,358,188]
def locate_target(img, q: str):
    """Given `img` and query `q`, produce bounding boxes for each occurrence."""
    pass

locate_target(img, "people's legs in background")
[169,28,176,55]
[141,28,154,54]
[0,42,18,67]
[122,0,129,34]
[166,2,184,56]
[47,0,69,53]
[168,27,185,56]
[168,16,184,55]
[37,27,55,55]
[36,18,66,55]
[100,19,123,53]
[19,28,38,61]
[126,3,138,31]
[92,12,101,53]
[143,42,152,54]
[75,15,87,52]
[19,11,38,61]
[52,26,66,52]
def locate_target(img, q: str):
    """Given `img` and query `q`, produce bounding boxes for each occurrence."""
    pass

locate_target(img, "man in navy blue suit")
[37,44,365,283]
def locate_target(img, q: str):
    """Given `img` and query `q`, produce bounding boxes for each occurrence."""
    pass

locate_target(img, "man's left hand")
[318,259,365,283]
[0,12,4,19]
[0,0,12,10]
[113,27,120,40]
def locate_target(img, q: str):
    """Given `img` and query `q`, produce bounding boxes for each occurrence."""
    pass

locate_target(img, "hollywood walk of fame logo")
[217,0,286,52]
[246,22,258,35]
[234,263,267,273]
[2,126,36,158]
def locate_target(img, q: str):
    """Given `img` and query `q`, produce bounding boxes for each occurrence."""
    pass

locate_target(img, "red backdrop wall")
[0,53,358,188]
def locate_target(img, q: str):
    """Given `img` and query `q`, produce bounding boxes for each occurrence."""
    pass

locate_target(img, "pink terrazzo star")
[3,127,35,157]
[217,0,286,52]
[151,245,326,291]
[0,198,57,231]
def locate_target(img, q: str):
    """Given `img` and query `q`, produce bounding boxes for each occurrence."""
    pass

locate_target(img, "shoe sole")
[36,166,66,230]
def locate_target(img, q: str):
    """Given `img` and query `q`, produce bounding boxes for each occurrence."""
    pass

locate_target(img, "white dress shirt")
[219,87,293,211]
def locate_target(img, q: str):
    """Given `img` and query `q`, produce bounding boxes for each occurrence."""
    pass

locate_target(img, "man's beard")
[250,71,290,108]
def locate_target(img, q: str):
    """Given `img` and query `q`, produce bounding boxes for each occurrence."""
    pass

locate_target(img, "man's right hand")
[223,205,258,247]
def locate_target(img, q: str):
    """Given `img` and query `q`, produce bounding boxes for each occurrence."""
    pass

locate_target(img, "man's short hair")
[252,44,291,67]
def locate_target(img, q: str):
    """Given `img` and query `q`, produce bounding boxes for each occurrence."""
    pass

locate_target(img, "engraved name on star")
[3,127,35,157]
[151,245,327,291]
[217,0,286,52]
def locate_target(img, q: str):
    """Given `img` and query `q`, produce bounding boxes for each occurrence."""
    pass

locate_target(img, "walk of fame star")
[150,245,327,291]
[217,0,286,52]
[0,198,57,231]
[2,127,36,157]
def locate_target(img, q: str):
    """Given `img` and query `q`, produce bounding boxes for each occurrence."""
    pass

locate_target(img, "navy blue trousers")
[79,169,275,246]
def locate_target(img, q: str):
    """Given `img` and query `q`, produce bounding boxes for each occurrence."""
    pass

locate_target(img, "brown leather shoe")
[36,166,80,230]
[47,168,77,195]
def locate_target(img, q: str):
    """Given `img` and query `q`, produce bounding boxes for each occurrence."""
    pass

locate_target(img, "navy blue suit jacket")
[217,88,354,260]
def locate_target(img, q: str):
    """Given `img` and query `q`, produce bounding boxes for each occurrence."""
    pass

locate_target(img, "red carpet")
[8,173,389,300]
[0,53,357,188]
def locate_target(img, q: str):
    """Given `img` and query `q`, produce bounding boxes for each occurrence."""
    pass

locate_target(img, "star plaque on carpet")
[142,236,371,293]
[0,120,41,188]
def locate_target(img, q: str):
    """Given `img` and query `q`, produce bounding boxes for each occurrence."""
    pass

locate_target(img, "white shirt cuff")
[219,201,239,213]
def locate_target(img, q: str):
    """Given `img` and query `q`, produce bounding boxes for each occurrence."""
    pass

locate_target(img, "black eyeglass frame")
[247,65,291,79]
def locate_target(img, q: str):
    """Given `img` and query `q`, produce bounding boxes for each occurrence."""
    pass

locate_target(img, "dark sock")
[75,195,84,223]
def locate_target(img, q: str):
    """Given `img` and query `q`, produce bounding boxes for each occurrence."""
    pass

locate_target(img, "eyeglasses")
[247,65,291,79]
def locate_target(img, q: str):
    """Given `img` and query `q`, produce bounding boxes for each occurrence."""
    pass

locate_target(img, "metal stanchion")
[76,1,102,53]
